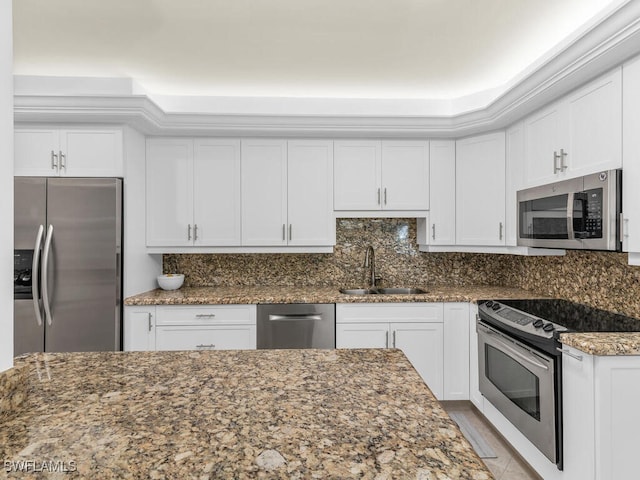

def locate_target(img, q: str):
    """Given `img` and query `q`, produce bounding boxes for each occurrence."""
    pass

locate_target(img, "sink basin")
[376,287,427,295]
[339,288,378,295]
[339,287,427,295]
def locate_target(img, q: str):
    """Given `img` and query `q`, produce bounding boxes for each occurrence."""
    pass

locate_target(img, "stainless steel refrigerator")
[14,177,122,355]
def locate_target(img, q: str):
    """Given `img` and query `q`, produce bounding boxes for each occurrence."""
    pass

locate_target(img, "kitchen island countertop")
[1,349,493,479]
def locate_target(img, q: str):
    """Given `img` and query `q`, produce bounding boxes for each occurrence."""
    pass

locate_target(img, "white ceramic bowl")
[157,274,184,291]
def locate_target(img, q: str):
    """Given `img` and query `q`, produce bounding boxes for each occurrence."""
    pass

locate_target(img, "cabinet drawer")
[156,325,257,351]
[336,303,443,323]
[155,305,256,325]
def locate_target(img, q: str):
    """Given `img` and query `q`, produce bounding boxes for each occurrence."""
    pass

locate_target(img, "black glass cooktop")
[496,299,640,333]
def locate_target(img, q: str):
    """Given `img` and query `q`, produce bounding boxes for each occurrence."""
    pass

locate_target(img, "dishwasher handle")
[268,314,323,321]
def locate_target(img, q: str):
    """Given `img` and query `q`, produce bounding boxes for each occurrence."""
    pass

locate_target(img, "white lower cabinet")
[336,303,444,399]
[124,306,157,351]
[442,303,470,400]
[124,305,257,351]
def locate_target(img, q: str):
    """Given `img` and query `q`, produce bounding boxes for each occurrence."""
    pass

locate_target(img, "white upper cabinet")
[381,141,430,210]
[241,139,288,246]
[456,132,506,246]
[428,140,456,245]
[193,139,242,246]
[506,123,525,247]
[334,140,381,210]
[15,127,123,177]
[334,140,429,211]
[146,138,193,247]
[523,68,622,187]
[622,55,640,262]
[287,140,335,246]
[242,139,335,247]
[146,138,242,247]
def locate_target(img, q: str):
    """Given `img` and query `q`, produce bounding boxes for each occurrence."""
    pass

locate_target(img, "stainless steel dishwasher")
[257,304,335,349]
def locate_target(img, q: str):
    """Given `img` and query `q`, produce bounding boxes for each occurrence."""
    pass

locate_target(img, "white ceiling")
[13,0,623,100]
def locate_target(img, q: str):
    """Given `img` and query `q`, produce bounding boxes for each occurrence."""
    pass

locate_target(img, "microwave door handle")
[566,192,575,239]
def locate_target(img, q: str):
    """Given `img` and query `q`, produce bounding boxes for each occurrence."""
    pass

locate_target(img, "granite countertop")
[560,332,640,356]
[124,284,540,306]
[1,350,493,479]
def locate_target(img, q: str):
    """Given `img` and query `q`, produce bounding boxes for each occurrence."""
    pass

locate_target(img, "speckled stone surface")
[1,350,493,479]
[0,364,27,422]
[560,332,640,355]
[125,285,539,306]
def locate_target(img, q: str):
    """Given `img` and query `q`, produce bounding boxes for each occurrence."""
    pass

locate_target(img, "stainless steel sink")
[376,287,427,295]
[339,288,378,295]
[339,287,427,295]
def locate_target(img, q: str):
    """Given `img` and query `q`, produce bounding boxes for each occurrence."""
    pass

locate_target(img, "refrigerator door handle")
[41,224,54,327]
[31,225,45,327]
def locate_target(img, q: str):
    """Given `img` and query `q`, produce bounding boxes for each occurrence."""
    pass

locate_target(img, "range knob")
[543,323,555,332]
[485,301,494,308]
[533,319,544,329]
[492,303,501,311]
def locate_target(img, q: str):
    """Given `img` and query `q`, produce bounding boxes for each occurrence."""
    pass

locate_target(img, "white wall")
[123,126,161,297]
[1,0,14,372]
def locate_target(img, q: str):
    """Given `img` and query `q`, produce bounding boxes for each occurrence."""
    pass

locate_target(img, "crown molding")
[13,1,640,138]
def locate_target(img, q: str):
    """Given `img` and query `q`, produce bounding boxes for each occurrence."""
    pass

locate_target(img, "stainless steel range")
[477,298,640,470]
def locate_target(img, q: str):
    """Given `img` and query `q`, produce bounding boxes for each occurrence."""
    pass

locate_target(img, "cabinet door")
[287,140,335,246]
[156,325,257,351]
[562,347,595,479]
[566,68,622,177]
[381,140,429,210]
[14,129,60,176]
[393,322,443,399]
[443,303,469,400]
[61,129,123,177]
[456,132,506,246]
[241,139,288,245]
[124,307,156,351]
[193,139,241,246]
[334,140,381,210]
[146,139,193,246]
[336,323,389,348]
[523,102,564,187]
[506,123,525,246]
[429,140,456,244]
[623,56,640,255]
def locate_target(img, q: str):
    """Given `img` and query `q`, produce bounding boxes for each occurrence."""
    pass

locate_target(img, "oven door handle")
[481,325,549,371]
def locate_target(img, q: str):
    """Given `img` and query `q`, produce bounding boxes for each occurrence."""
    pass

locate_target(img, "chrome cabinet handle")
[194,224,198,241]
[282,224,286,241]
[553,151,561,173]
[432,224,436,240]
[384,188,387,205]
[148,313,153,332]
[32,225,45,327]
[377,188,381,205]
[499,222,503,240]
[620,213,629,240]
[392,330,396,348]
[559,149,568,171]
[196,344,216,350]
[51,151,58,172]
[385,331,389,348]
[557,347,583,361]
[41,225,54,327]
[187,224,191,241]
[195,314,216,318]
[59,151,66,171]
[289,224,292,241]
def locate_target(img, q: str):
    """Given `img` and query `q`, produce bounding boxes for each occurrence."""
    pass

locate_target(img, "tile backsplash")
[164,218,640,317]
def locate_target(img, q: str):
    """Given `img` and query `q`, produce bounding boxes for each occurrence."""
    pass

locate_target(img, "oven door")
[478,321,558,464]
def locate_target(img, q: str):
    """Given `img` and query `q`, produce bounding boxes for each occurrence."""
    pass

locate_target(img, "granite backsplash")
[164,218,640,318]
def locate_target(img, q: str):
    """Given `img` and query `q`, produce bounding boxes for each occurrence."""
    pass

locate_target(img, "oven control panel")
[479,301,568,340]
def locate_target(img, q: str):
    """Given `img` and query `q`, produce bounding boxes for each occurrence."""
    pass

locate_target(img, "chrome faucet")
[363,246,376,288]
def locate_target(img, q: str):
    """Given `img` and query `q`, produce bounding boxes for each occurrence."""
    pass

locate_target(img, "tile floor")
[441,401,543,480]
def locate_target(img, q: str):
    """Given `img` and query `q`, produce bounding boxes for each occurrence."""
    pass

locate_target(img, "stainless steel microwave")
[517,169,622,251]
